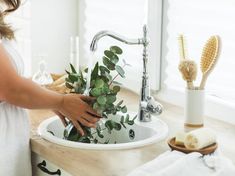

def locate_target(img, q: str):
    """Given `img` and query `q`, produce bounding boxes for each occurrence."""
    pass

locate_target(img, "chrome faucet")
[90,25,163,122]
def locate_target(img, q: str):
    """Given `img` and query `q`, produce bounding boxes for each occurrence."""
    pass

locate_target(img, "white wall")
[6,1,32,77]
[31,0,78,74]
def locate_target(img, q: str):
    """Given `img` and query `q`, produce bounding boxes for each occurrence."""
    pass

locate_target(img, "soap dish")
[167,137,218,155]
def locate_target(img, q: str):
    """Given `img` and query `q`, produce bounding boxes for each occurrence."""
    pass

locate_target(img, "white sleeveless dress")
[0,39,32,176]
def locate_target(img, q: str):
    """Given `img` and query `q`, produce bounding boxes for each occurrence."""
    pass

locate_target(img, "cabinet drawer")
[32,152,72,176]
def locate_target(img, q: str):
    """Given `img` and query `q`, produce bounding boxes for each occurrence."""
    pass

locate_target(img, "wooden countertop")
[29,90,235,176]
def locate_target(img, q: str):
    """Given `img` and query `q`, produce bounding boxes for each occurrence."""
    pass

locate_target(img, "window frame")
[155,0,235,125]
[78,0,163,94]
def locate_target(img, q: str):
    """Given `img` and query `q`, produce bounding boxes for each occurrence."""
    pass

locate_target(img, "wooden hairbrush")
[199,36,220,89]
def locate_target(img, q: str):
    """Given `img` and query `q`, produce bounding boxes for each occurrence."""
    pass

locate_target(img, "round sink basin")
[38,112,168,150]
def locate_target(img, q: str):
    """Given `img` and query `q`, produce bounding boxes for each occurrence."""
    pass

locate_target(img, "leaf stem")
[109,64,127,86]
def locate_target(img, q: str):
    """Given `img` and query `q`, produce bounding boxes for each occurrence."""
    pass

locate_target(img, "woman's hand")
[56,94,101,135]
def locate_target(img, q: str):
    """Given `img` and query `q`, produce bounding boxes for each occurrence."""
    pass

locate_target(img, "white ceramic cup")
[184,89,205,127]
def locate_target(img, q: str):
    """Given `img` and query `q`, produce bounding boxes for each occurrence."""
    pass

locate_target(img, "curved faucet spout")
[90,31,144,52]
[89,25,163,122]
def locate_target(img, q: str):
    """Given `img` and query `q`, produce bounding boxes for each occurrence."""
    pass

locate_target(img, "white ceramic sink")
[38,112,168,150]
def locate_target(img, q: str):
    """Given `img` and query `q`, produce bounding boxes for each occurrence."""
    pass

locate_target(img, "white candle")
[75,36,79,72]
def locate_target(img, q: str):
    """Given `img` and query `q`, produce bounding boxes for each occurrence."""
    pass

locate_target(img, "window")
[158,0,235,124]
[78,0,162,93]
[6,0,31,77]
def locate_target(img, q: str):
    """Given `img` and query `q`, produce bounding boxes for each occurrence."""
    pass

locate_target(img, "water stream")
[84,52,95,95]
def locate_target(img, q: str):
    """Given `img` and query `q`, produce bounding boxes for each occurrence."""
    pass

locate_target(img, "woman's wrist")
[54,94,64,111]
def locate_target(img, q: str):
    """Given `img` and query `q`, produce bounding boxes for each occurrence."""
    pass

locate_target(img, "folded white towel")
[128,150,235,176]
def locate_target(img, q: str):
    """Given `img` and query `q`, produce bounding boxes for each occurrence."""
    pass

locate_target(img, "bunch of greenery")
[64,46,137,144]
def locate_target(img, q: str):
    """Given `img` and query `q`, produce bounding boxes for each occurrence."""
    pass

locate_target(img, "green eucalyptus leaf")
[96,105,105,114]
[116,100,124,107]
[78,136,91,143]
[65,70,71,74]
[115,65,125,78]
[110,46,123,55]
[47,130,55,136]
[84,68,88,73]
[84,126,92,138]
[90,88,102,97]
[102,84,110,94]
[105,120,113,133]
[125,114,130,123]
[65,82,74,89]
[127,121,134,125]
[103,57,115,70]
[91,80,96,87]
[100,75,109,83]
[104,50,115,59]
[104,139,110,144]
[121,106,127,113]
[94,138,98,144]
[95,79,104,88]
[67,133,80,141]
[68,74,78,82]
[97,95,107,105]
[99,65,110,74]
[91,62,99,80]
[113,122,122,131]
[96,129,104,138]
[113,86,120,93]
[93,102,99,110]
[105,72,112,82]
[120,116,124,123]
[70,63,77,73]
[106,95,116,104]
[65,77,73,83]
[110,55,119,64]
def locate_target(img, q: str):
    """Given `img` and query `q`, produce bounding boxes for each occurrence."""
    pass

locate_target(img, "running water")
[84,52,96,95]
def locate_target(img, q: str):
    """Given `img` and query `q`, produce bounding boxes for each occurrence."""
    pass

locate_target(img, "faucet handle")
[146,96,163,115]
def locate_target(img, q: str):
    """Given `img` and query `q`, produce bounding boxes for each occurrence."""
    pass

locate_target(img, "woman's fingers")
[78,117,96,128]
[54,110,68,127]
[80,95,96,103]
[59,115,68,127]
[84,104,102,117]
[79,95,102,117]
[81,112,100,123]
[71,120,84,136]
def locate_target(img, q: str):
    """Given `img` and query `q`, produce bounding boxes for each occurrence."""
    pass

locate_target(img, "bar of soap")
[175,131,186,146]
[184,128,216,150]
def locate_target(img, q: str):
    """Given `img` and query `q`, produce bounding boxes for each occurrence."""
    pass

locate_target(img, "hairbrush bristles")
[199,35,220,89]
[200,36,219,74]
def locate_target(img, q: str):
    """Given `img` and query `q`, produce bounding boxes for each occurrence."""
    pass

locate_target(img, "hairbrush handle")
[187,81,194,90]
[199,74,208,89]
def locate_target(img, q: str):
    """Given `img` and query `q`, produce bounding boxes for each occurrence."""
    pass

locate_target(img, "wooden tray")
[167,137,218,155]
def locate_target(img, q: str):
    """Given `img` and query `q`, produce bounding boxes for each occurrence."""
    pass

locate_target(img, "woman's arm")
[0,45,100,135]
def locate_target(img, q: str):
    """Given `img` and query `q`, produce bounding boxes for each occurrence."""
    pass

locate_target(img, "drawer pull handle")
[37,160,61,175]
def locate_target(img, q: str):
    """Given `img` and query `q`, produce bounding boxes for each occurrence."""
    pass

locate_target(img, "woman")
[0,0,101,175]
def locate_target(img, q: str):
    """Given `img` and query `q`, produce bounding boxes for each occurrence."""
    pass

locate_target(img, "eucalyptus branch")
[64,46,136,144]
